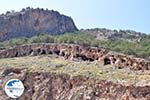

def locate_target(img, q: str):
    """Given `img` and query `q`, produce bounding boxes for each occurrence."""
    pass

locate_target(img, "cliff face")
[0,43,149,71]
[0,7,78,41]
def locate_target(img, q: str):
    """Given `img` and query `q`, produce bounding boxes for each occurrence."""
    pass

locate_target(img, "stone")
[0,43,149,71]
[0,8,78,41]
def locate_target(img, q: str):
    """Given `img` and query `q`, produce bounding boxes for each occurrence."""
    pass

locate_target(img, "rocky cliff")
[0,43,149,70]
[0,7,78,41]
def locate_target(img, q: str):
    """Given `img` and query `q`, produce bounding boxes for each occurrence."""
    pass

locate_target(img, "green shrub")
[0,32,149,58]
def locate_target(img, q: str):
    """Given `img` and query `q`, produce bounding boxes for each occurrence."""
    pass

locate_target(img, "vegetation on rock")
[0,32,150,58]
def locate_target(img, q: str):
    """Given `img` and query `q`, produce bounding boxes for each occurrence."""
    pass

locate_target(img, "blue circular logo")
[4,79,24,98]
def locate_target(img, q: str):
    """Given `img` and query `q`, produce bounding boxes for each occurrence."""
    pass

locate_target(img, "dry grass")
[0,55,149,85]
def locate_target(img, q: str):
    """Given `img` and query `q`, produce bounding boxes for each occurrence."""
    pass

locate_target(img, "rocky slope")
[0,43,149,100]
[0,7,150,100]
[80,28,148,42]
[0,7,77,41]
[0,68,150,100]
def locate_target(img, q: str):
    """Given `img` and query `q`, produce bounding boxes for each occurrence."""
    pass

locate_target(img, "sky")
[0,0,150,34]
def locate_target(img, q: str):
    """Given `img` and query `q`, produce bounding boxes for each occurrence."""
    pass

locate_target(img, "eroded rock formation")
[0,43,149,70]
[0,7,78,41]
[0,68,150,100]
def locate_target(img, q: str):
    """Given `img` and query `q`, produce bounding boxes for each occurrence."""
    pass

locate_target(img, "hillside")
[0,32,149,59]
[0,44,150,99]
[0,7,150,100]
[0,7,77,41]
[80,28,149,42]
[0,7,150,43]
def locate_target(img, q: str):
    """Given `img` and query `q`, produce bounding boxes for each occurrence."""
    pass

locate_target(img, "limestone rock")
[0,7,78,41]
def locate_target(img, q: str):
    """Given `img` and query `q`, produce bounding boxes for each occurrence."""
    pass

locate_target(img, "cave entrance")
[40,49,46,55]
[104,58,111,65]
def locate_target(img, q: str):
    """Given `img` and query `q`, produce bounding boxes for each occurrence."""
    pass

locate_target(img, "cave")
[53,50,60,55]
[59,51,65,56]
[48,50,53,54]
[40,49,46,55]
[121,58,126,63]
[14,51,18,57]
[37,48,41,54]
[28,49,33,55]
[104,57,111,65]
[88,57,95,61]
[81,55,88,61]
